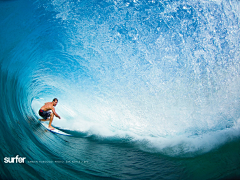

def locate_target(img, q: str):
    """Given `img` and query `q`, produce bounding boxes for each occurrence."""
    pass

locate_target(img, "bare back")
[40,102,54,112]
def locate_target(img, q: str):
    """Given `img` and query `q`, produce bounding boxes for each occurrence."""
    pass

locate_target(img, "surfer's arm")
[52,107,61,119]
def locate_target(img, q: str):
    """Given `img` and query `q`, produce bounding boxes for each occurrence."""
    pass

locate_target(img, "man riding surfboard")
[39,98,61,130]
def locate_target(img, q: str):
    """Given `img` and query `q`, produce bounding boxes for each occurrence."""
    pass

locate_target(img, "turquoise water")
[1,0,240,179]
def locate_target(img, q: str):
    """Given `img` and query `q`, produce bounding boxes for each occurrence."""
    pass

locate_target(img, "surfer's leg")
[39,119,48,121]
[39,110,51,122]
[48,113,55,129]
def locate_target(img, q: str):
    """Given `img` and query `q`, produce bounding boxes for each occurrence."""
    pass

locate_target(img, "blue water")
[1,0,240,179]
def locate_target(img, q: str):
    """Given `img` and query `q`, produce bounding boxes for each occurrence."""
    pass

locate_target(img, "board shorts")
[39,109,51,120]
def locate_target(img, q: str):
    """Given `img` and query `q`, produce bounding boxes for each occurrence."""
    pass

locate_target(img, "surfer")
[39,98,61,130]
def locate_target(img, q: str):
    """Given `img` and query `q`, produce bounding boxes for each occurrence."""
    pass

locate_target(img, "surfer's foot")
[48,126,55,130]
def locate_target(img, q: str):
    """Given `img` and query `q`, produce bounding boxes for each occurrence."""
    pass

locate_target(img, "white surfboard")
[41,122,71,136]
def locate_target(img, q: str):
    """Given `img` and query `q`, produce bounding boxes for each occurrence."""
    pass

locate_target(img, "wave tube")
[1,0,239,156]
[30,0,240,156]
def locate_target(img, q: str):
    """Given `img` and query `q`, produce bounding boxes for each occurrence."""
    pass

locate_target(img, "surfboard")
[41,122,71,136]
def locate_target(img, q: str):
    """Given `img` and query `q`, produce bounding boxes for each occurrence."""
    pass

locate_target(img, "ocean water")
[1,0,240,179]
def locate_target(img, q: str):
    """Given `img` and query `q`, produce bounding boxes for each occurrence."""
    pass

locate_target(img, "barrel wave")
[1,0,240,179]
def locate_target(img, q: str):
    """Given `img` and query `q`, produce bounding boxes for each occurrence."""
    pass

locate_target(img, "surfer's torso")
[40,102,54,112]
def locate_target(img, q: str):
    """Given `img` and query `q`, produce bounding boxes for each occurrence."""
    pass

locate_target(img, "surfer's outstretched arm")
[52,107,61,119]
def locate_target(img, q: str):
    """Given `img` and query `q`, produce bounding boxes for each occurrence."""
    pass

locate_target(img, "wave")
[1,0,240,157]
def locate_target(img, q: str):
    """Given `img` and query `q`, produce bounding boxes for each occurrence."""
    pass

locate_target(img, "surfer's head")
[52,98,58,106]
